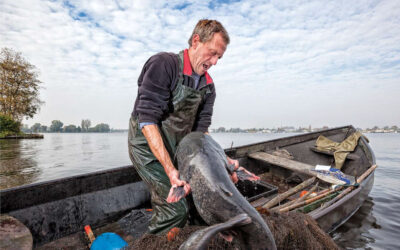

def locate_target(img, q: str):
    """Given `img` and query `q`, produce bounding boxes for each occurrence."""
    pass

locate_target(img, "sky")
[1,0,399,129]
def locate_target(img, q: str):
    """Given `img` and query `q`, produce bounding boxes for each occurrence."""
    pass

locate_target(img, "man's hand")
[227,156,239,170]
[142,124,191,203]
[166,169,191,203]
[227,156,260,183]
[227,156,239,183]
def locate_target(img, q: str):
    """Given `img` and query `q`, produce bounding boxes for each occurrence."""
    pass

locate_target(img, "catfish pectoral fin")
[179,214,252,250]
[166,186,186,203]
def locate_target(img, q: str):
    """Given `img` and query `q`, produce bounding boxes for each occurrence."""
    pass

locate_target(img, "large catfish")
[174,132,276,250]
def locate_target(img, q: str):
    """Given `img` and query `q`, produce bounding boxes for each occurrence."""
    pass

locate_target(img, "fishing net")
[129,211,339,250]
[263,211,339,250]
[129,225,241,250]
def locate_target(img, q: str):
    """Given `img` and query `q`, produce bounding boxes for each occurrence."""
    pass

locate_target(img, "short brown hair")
[188,19,230,47]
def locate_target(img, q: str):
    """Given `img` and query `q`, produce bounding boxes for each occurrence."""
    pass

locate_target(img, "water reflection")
[332,197,379,249]
[0,139,41,189]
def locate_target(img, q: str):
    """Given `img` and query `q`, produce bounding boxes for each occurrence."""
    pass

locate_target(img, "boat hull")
[1,166,150,246]
[0,125,375,247]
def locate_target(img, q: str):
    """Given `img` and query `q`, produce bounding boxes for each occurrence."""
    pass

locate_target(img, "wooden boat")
[0,125,376,249]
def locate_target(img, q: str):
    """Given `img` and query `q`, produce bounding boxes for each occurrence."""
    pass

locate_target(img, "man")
[128,19,256,235]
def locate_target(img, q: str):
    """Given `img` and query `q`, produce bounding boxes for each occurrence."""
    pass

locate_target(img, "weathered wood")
[315,188,331,196]
[251,196,275,208]
[269,197,297,212]
[288,166,377,214]
[260,177,316,209]
[356,164,377,183]
[309,147,360,160]
[281,188,339,212]
[248,152,346,185]
[272,183,319,212]
[297,192,339,213]
[249,152,314,172]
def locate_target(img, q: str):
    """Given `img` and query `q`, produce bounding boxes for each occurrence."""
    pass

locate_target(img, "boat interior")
[2,126,374,249]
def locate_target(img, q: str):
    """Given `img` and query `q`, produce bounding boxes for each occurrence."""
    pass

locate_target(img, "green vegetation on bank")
[0,48,43,122]
[22,119,111,133]
[0,114,22,137]
[0,48,111,136]
[1,47,44,138]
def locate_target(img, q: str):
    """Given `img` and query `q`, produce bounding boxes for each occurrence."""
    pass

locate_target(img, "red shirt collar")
[183,49,213,85]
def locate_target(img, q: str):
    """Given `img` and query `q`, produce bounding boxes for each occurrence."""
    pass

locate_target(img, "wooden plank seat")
[249,152,315,174]
[248,152,347,185]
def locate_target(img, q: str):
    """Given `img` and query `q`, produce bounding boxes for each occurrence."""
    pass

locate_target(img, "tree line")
[1,48,44,137]
[1,48,113,136]
[1,48,43,122]
[22,119,111,133]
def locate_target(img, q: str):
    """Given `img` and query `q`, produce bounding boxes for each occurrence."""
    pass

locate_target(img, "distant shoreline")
[36,131,128,133]
[16,131,400,135]
[0,133,44,139]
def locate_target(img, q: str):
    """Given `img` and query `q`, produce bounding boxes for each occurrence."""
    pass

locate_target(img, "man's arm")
[135,53,178,127]
[142,124,190,203]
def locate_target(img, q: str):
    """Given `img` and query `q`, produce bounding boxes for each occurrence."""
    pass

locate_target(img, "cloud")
[1,0,399,129]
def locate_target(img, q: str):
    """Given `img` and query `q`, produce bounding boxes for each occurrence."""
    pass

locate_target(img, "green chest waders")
[128,51,208,234]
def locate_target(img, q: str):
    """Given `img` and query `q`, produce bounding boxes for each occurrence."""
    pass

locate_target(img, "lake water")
[0,132,399,249]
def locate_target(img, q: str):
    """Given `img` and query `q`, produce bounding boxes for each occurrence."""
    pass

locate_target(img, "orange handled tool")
[84,225,96,246]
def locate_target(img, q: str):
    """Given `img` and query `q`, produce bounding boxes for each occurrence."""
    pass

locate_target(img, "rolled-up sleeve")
[136,54,176,124]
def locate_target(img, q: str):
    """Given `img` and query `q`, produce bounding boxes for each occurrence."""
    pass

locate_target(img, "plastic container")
[236,180,278,202]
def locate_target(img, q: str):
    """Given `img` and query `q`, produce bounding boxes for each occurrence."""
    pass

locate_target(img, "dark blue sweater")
[132,52,216,133]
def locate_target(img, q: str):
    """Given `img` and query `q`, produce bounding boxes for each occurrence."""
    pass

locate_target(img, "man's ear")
[191,34,200,49]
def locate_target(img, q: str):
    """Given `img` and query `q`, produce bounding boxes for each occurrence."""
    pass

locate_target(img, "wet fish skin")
[179,213,251,250]
[176,132,277,250]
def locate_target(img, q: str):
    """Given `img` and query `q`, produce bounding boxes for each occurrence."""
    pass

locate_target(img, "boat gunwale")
[0,165,141,213]
[225,125,353,158]
[0,165,135,193]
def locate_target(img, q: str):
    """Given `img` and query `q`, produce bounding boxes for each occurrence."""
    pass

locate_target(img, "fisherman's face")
[190,32,227,75]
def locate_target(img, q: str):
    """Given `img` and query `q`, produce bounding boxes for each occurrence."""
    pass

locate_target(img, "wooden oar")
[279,188,339,213]
[271,183,319,212]
[259,177,316,209]
[286,164,377,213]
[314,187,331,196]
